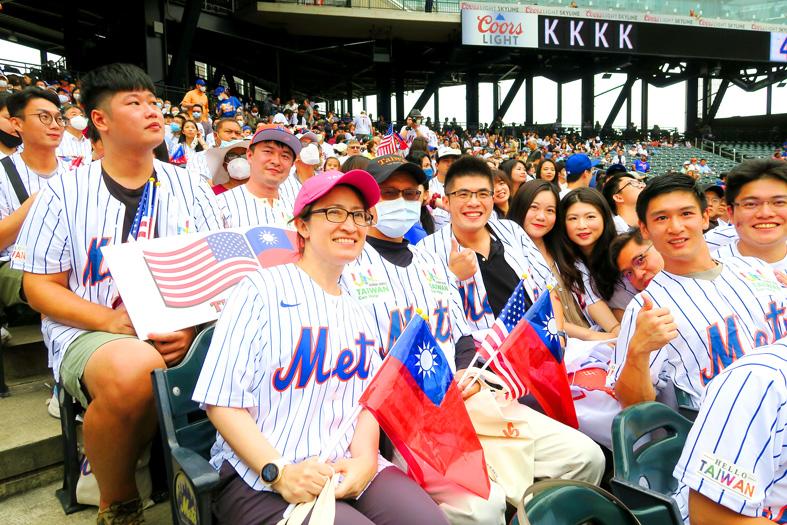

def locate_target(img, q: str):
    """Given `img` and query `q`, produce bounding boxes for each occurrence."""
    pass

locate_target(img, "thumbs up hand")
[629,294,678,357]
[449,239,478,282]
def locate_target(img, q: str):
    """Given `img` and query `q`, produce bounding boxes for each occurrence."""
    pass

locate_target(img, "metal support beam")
[395,73,404,127]
[626,84,632,128]
[346,80,353,116]
[524,76,534,126]
[602,75,636,132]
[166,0,201,88]
[641,80,648,133]
[556,81,563,125]
[701,77,711,121]
[375,64,392,123]
[706,79,729,122]
[466,71,479,132]
[767,81,773,116]
[492,81,499,120]
[434,89,440,128]
[409,71,446,116]
[685,75,699,136]
[494,70,525,122]
[581,74,594,134]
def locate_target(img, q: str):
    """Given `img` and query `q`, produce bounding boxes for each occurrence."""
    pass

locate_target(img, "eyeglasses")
[616,180,645,194]
[446,189,494,200]
[26,111,65,127]
[380,188,422,201]
[733,198,787,212]
[308,207,373,227]
[622,244,653,281]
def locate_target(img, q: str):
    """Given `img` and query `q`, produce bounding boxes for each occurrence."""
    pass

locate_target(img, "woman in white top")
[192,170,447,525]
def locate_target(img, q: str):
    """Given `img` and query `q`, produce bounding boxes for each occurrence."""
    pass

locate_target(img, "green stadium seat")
[152,326,219,525]
[610,402,690,525]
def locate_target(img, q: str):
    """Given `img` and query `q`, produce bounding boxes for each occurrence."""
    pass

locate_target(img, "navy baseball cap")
[250,124,302,156]
[566,153,600,176]
[214,86,225,96]
[195,79,206,86]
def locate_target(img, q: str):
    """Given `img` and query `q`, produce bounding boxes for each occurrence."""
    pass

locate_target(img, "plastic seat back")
[515,482,639,525]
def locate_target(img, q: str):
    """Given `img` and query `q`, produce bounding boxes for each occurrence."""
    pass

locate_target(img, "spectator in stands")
[186,117,242,183]
[609,228,664,293]
[500,158,528,197]
[535,157,559,191]
[428,145,460,230]
[13,63,222,523]
[611,147,626,166]
[632,154,650,174]
[556,188,624,337]
[0,72,8,94]
[560,153,598,198]
[215,86,241,118]
[206,139,250,196]
[178,119,207,161]
[603,173,645,233]
[0,94,22,158]
[697,158,712,175]
[56,104,92,166]
[491,168,511,217]
[187,103,212,142]
[701,183,725,231]
[714,159,787,273]
[353,110,372,142]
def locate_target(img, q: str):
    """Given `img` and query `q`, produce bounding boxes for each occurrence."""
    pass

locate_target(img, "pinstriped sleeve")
[10,184,70,274]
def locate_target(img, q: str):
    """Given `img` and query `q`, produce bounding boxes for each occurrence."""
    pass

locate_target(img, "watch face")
[261,463,279,483]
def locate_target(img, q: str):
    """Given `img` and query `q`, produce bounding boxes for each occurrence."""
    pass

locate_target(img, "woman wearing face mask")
[178,119,206,160]
[0,95,23,158]
[208,141,252,196]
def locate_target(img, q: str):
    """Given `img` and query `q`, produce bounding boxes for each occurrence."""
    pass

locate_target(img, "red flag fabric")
[359,316,490,499]
[493,291,579,428]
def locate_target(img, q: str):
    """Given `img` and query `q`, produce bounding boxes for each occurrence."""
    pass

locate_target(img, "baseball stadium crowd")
[1,62,787,525]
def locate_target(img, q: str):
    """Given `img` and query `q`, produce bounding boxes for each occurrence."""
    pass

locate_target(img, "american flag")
[143,231,260,308]
[128,178,158,242]
[477,280,530,399]
[377,123,408,156]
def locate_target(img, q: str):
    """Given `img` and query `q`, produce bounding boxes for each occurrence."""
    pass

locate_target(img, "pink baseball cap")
[292,169,380,218]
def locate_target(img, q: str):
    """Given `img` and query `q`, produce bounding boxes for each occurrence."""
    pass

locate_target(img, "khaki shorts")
[59,331,136,408]
[0,261,25,309]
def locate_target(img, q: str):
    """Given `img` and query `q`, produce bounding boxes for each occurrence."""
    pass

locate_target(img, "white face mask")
[226,157,251,180]
[74,93,81,101]
[198,85,206,92]
[373,198,421,238]
[69,115,88,131]
[58,94,70,104]
[299,143,320,166]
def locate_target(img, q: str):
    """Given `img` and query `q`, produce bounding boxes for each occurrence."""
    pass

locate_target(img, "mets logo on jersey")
[272,327,376,391]
[458,281,493,322]
[385,302,451,356]
[82,237,112,286]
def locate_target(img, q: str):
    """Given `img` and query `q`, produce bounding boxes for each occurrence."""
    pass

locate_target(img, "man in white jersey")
[277,132,321,204]
[217,124,300,228]
[0,94,23,159]
[611,174,787,410]
[428,145,460,230]
[11,64,221,523]
[56,104,92,166]
[0,88,69,310]
[421,156,554,337]
[713,160,787,274]
[345,155,604,524]
[672,342,787,524]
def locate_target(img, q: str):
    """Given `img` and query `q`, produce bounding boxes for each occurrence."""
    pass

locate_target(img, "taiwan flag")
[494,291,579,428]
[244,226,300,267]
[359,316,490,499]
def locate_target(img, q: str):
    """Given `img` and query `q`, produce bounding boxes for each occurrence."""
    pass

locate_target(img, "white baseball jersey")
[341,242,472,368]
[714,241,787,274]
[192,264,385,491]
[217,184,291,228]
[277,173,302,214]
[185,150,210,183]
[0,152,70,260]
[55,131,92,164]
[11,159,222,381]
[421,218,554,336]
[427,177,450,230]
[704,222,738,250]
[672,344,787,523]
[575,261,635,330]
[610,259,787,408]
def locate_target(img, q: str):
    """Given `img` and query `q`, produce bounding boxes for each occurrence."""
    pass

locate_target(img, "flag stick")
[460,348,501,394]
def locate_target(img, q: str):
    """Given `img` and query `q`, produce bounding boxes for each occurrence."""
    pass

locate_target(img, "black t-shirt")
[102,170,157,241]
[477,230,531,317]
[366,236,413,267]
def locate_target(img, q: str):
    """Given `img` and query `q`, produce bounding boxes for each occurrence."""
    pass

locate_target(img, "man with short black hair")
[12,63,222,523]
[0,94,22,158]
[186,117,242,182]
[560,153,598,198]
[602,173,645,233]
[56,104,91,166]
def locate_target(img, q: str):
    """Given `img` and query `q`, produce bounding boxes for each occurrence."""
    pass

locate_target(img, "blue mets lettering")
[764,301,785,341]
[432,301,451,343]
[387,306,415,355]
[82,237,112,286]
[701,316,745,385]
[459,282,493,322]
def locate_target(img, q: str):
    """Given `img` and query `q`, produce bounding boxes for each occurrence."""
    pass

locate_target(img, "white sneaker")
[1,326,10,346]
[47,391,60,419]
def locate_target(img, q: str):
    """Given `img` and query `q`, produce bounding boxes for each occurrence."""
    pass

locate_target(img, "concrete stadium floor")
[3,481,172,525]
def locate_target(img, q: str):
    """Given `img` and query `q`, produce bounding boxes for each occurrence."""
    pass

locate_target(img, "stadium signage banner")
[461,3,787,62]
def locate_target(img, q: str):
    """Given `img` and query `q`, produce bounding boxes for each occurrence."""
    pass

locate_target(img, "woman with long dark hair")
[554,188,623,337]
[499,158,528,197]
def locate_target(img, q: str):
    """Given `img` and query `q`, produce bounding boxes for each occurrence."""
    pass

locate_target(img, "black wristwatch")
[260,458,290,486]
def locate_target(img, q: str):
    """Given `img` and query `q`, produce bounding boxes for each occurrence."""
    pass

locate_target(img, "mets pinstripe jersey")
[186,150,210,182]
[704,222,738,250]
[420,218,554,335]
[10,159,222,381]
[341,242,472,368]
[575,261,636,330]
[0,152,70,260]
[217,184,292,228]
[672,345,787,523]
[427,177,450,230]
[192,264,385,491]
[714,241,787,274]
[277,172,302,213]
[55,131,92,164]
[610,259,787,408]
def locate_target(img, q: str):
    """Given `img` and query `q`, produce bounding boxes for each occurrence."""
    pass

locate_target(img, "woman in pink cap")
[192,169,447,525]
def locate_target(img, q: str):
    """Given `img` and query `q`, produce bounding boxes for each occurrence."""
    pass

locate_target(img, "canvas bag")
[275,475,338,525]
[76,442,153,507]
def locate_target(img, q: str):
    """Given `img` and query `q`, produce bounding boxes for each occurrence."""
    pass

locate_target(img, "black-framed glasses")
[309,207,373,227]
[616,179,645,194]
[622,244,653,281]
[380,188,422,201]
[26,111,65,127]
[446,189,493,200]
